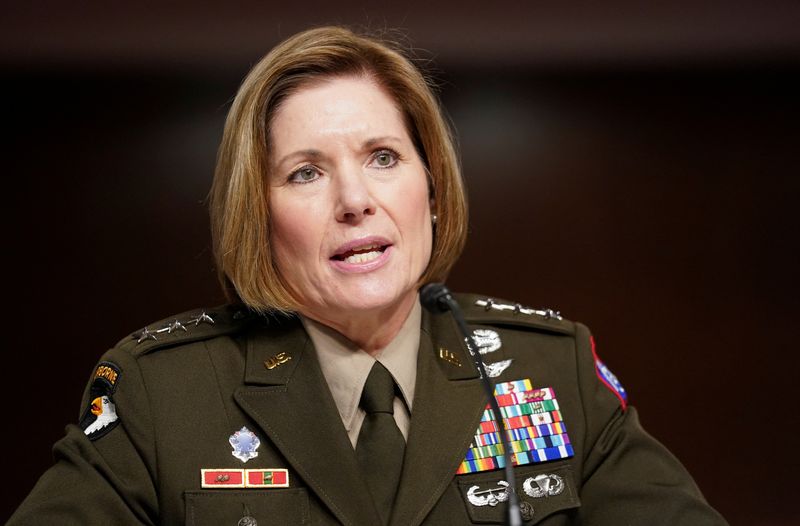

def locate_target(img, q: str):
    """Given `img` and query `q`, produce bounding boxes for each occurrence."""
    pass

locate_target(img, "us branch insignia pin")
[80,361,122,440]
[438,347,462,367]
[264,352,291,370]
[230,427,260,463]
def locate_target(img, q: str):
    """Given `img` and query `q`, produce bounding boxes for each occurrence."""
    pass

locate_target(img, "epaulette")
[456,293,575,336]
[115,304,257,356]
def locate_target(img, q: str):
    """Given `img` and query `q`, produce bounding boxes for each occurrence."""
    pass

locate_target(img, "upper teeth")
[353,243,380,251]
[344,251,381,264]
[342,243,383,264]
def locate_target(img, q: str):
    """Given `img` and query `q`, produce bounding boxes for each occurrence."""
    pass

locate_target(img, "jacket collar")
[235,311,487,526]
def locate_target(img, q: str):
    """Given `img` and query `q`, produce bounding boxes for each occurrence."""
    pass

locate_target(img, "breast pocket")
[184,489,310,526]
[456,462,580,524]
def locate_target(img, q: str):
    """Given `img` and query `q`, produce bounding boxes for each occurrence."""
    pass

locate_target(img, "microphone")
[420,283,523,526]
[419,282,454,313]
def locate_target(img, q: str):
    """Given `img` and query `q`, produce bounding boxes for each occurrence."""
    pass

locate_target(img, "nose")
[334,168,376,224]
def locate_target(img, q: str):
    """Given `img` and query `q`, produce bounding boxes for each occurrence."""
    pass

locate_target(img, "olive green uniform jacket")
[10,294,727,525]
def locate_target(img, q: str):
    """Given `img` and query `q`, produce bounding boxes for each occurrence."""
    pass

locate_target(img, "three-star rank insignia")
[456,379,574,474]
[79,361,122,440]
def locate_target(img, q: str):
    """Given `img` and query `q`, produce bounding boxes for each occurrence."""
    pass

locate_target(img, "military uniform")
[9,293,727,525]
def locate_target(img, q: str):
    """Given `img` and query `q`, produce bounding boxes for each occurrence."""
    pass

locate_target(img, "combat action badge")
[79,361,122,440]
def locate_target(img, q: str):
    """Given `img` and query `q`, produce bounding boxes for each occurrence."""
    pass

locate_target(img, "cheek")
[404,178,434,259]
[269,199,315,271]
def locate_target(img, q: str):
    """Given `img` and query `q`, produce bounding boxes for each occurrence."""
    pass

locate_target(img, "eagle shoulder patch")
[79,361,122,440]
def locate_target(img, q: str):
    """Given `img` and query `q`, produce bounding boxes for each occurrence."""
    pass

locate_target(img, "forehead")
[270,76,408,149]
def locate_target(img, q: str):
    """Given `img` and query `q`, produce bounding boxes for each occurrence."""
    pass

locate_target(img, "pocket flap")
[185,489,309,526]
[456,463,580,524]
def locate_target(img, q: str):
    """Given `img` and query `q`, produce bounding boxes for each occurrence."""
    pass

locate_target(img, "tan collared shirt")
[300,300,421,448]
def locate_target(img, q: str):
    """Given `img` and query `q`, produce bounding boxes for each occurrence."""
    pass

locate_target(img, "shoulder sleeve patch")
[79,361,122,440]
[590,336,628,410]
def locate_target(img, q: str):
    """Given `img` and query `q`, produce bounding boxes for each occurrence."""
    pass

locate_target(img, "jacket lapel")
[390,310,489,526]
[233,317,381,526]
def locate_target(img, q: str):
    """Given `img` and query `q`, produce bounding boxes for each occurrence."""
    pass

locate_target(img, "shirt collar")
[300,299,421,433]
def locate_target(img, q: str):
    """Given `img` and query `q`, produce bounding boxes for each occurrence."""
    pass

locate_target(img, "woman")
[10,27,726,525]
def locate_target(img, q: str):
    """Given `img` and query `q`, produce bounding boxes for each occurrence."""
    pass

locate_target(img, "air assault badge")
[79,361,122,440]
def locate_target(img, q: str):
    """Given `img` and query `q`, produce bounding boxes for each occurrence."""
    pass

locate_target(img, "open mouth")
[331,243,390,264]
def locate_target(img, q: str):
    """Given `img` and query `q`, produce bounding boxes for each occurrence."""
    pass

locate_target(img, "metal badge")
[264,352,292,370]
[474,298,563,321]
[523,474,565,498]
[136,327,158,344]
[484,359,513,378]
[519,501,535,521]
[133,311,215,344]
[239,504,258,526]
[467,329,502,355]
[466,480,510,507]
[229,426,260,463]
[165,320,187,333]
[438,347,463,367]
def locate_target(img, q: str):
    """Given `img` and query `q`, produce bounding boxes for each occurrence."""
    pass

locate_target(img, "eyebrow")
[274,149,324,170]
[363,135,404,149]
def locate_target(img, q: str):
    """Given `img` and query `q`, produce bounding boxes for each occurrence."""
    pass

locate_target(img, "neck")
[301,292,419,355]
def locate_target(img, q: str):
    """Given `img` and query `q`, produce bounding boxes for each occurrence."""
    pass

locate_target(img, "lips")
[331,237,391,262]
[332,243,388,264]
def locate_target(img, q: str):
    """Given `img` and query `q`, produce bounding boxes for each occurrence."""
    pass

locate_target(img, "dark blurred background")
[3,1,798,524]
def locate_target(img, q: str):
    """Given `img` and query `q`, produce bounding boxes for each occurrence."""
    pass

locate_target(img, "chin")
[327,280,417,314]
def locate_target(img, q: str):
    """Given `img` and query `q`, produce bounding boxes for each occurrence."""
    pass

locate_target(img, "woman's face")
[268,76,432,321]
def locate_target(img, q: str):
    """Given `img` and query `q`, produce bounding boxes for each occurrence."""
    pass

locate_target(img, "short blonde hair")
[210,26,468,312]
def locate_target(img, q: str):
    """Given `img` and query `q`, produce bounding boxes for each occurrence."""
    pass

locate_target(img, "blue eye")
[289,166,320,184]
